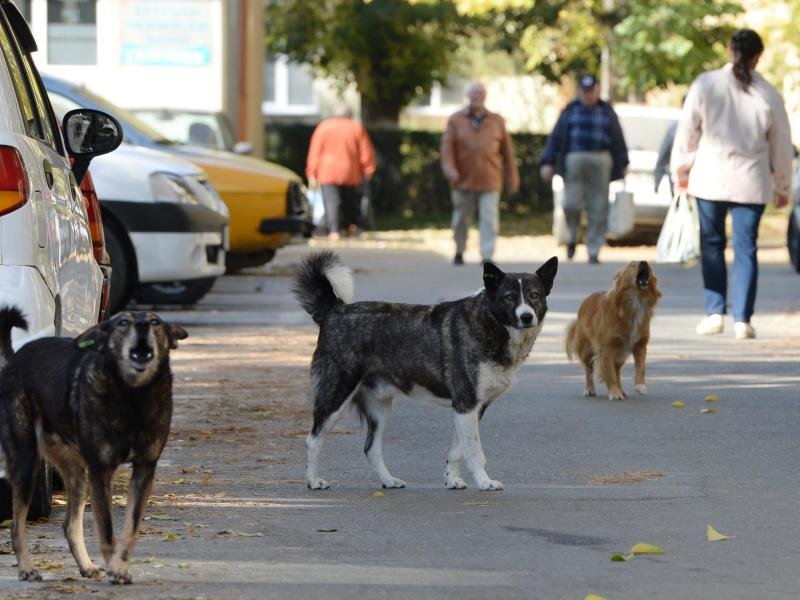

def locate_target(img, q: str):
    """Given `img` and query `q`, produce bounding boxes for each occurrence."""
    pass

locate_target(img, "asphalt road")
[0,235,798,600]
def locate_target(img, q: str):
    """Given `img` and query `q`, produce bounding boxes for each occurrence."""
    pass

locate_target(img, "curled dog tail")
[292,251,354,325]
[0,306,28,366]
[565,320,578,362]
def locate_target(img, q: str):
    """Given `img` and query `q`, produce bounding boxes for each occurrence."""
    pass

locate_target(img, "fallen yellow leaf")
[672,401,686,408]
[372,491,384,497]
[586,595,608,600]
[706,524,730,542]
[700,408,717,414]
[162,533,178,542]
[630,542,664,555]
[704,395,719,403]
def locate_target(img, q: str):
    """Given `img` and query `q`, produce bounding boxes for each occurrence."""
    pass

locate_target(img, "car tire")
[134,277,216,305]
[788,208,800,273]
[27,462,53,520]
[104,222,135,315]
[225,249,276,272]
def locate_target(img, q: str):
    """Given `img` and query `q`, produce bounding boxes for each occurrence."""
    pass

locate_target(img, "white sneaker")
[734,321,756,340]
[696,314,724,335]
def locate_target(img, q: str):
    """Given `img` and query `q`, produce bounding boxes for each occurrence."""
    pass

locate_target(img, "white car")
[552,104,682,242]
[1,3,120,345]
[88,144,229,311]
[1,0,122,519]
[48,95,229,312]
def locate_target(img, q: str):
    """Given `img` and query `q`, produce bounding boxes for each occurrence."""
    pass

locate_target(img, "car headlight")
[150,172,200,205]
[186,175,229,218]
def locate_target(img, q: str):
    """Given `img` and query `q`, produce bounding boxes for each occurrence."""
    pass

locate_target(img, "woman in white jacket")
[671,29,793,339]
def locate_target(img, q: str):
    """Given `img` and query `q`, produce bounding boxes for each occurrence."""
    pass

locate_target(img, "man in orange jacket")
[306,107,376,240]
[441,82,519,265]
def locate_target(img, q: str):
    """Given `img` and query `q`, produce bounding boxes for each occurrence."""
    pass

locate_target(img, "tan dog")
[565,261,661,400]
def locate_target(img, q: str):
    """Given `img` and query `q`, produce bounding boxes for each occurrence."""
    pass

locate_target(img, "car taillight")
[0,146,28,216]
[79,170,106,263]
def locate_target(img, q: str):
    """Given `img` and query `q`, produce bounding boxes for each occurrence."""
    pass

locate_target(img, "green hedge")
[265,123,552,225]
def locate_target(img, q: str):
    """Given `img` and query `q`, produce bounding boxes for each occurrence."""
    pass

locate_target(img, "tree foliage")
[265,0,744,125]
[265,0,461,125]
[459,0,742,97]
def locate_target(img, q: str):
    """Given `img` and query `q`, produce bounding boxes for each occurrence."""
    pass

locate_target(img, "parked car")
[552,104,682,242]
[132,108,254,155]
[42,74,313,271]
[0,0,123,519]
[92,145,228,311]
[50,93,228,311]
[78,170,112,320]
[789,165,800,273]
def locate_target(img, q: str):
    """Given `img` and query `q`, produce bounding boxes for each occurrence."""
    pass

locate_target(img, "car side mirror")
[62,109,124,183]
[232,141,254,155]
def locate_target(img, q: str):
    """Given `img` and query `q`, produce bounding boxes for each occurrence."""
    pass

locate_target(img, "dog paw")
[307,478,330,490]
[108,570,133,585]
[381,477,406,489]
[608,390,627,401]
[18,568,42,582]
[446,477,467,490]
[478,479,504,491]
[635,384,647,395]
[584,388,596,397]
[80,564,104,578]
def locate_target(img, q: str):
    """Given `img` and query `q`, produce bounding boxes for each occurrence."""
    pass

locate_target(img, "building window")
[264,58,275,103]
[409,80,466,115]
[47,0,97,65]
[263,54,317,116]
[16,0,31,22]
[287,62,313,105]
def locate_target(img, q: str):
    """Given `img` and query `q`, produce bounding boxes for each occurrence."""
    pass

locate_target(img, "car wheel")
[788,209,800,273]
[27,462,53,520]
[134,277,216,305]
[225,249,276,272]
[104,223,135,315]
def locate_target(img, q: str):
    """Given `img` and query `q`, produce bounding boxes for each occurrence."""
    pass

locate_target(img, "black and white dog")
[293,251,558,491]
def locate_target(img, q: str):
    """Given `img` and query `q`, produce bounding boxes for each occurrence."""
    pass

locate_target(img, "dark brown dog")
[0,308,187,584]
[565,261,661,400]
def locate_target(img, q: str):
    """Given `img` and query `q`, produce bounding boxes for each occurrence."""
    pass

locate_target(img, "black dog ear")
[483,262,505,294]
[536,256,559,296]
[167,323,188,350]
[74,320,113,351]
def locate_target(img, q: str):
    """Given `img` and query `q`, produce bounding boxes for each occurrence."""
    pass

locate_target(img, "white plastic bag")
[655,192,700,265]
[608,189,634,237]
[551,176,570,245]
[308,187,325,228]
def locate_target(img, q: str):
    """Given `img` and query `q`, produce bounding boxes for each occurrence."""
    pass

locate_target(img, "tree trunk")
[360,98,402,128]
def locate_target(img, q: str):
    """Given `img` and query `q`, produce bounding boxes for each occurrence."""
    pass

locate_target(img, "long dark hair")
[730,29,764,91]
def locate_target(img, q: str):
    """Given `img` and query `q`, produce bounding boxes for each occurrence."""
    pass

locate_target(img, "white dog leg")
[363,396,405,488]
[445,431,467,489]
[305,401,349,490]
[453,410,503,491]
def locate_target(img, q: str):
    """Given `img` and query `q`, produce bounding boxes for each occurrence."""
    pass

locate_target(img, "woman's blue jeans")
[696,198,765,323]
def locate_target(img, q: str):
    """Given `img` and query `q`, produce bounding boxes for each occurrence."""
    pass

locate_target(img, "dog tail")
[564,320,578,362]
[0,306,28,365]
[292,251,354,325]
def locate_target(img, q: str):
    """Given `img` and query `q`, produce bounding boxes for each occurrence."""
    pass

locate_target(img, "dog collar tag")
[78,339,95,350]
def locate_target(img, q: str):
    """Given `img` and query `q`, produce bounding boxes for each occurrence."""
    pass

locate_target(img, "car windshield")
[64,84,176,146]
[619,115,677,153]
[134,110,228,150]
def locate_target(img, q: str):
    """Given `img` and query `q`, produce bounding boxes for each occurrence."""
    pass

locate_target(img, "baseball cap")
[579,74,598,89]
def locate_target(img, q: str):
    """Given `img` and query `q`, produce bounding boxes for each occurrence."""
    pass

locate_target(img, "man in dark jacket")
[539,74,629,263]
